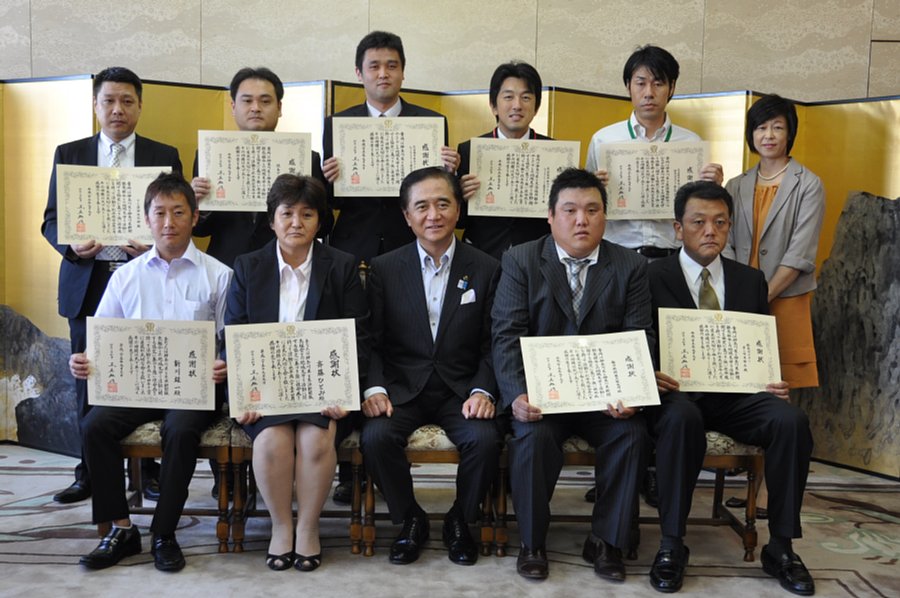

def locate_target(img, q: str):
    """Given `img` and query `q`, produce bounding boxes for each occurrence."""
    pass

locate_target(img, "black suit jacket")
[192,150,329,268]
[41,134,182,319]
[224,239,370,383]
[457,128,551,257]
[367,241,500,406]
[323,99,449,262]
[492,235,654,410]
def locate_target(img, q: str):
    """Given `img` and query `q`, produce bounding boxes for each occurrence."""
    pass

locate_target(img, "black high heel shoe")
[266,551,295,571]
[294,552,322,572]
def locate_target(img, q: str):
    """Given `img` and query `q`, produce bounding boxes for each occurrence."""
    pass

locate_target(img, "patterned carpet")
[0,444,897,597]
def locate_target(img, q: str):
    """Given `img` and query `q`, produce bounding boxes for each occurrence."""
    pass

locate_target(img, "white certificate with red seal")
[225,319,360,417]
[86,317,216,410]
[521,330,658,414]
[659,308,780,393]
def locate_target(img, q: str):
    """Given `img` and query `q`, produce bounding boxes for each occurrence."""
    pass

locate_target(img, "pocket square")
[460,288,476,305]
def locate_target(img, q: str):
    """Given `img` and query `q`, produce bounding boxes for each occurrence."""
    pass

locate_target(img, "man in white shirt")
[69,173,232,572]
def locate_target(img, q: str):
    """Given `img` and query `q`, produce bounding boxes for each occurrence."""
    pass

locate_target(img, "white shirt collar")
[366,98,402,118]
[276,240,315,276]
[628,111,672,142]
[678,249,723,287]
[146,239,201,267]
[98,131,136,155]
[496,127,530,140]
[416,236,456,270]
[554,241,600,266]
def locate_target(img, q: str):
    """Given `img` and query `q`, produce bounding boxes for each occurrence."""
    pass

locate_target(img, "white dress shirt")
[366,98,402,118]
[554,241,600,288]
[276,242,314,323]
[585,112,701,250]
[95,240,233,334]
[97,132,136,168]
[677,250,725,309]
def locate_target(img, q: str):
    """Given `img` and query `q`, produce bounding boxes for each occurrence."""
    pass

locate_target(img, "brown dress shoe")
[582,535,626,582]
[516,545,548,580]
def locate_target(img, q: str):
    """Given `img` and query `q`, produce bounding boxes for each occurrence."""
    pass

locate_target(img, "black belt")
[634,246,677,258]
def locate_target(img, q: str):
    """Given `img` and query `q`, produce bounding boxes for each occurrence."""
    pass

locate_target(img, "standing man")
[361,167,501,566]
[322,31,461,264]
[583,45,723,506]
[646,181,814,595]
[191,66,329,268]
[492,168,651,582]
[457,61,551,259]
[41,67,181,504]
[70,173,232,572]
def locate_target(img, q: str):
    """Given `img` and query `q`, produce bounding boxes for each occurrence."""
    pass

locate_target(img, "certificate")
[86,317,217,410]
[197,130,312,212]
[332,117,444,197]
[598,141,709,220]
[467,138,580,218]
[521,330,659,414]
[658,308,781,393]
[225,319,360,417]
[56,165,172,245]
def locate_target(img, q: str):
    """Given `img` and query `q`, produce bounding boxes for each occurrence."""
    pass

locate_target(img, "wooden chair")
[107,415,234,553]
[493,430,764,562]
[352,424,495,558]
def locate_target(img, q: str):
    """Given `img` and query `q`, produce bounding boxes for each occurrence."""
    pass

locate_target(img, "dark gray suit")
[647,252,813,540]
[492,235,652,549]
[361,241,501,523]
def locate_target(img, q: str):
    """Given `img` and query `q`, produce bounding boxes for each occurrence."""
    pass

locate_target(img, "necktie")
[699,268,720,310]
[563,257,590,319]
[97,142,127,262]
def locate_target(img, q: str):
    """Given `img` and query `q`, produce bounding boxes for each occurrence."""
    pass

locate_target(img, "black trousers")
[648,391,813,539]
[509,411,648,550]
[82,405,216,535]
[360,377,501,524]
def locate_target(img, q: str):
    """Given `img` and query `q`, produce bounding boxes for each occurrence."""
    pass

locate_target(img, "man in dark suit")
[457,61,551,258]
[360,167,501,567]
[41,66,181,504]
[191,67,330,269]
[492,168,651,582]
[322,30,461,264]
[646,180,814,595]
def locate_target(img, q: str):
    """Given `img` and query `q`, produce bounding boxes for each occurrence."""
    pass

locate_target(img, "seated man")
[361,167,501,566]
[646,180,814,595]
[70,173,232,572]
[492,168,651,582]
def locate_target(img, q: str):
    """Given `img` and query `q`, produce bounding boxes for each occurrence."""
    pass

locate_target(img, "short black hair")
[398,167,462,211]
[623,45,679,91]
[355,31,406,72]
[673,180,734,222]
[548,168,607,213]
[489,61,543,111]
[229,67,284,102]
[266,174,328,226]
[144,172,196,215]
[94,67,142,101]
[745,94,798,155]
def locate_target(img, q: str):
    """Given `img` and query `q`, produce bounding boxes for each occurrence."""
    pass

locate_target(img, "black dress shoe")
[725,496,768,519]
[442,509,477,565]
[516,545,548,580]
[584,486,597,503]
[582,535,626,582]
[53,480,91,504]
[143,478,161,502]
[80,525,141,569]
[761,544,815,596]
[650,546,690,593]
[389,511,430,564]
[152,534,186,572]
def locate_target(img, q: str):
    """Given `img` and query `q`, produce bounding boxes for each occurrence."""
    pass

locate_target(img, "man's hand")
[699,162,724,186]
[460,174,481,201]
[71,240,104,259]
[655,371,680,395]
[462,392,494,419]
[766,380,790,401]
[511,394,542,423]
[122,240,150,258]
[236,411,261,425]
[361,392,393,418]
[605,400,637,419]
[593,168,610,187]
[323,157,340,183]
[440,146,460,173]
[321,405,349,420]
[212,359,227,384]
[69,353,90,380]
[191,176,211,201]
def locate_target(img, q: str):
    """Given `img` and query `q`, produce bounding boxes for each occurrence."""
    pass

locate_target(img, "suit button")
[760,249,768,256]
